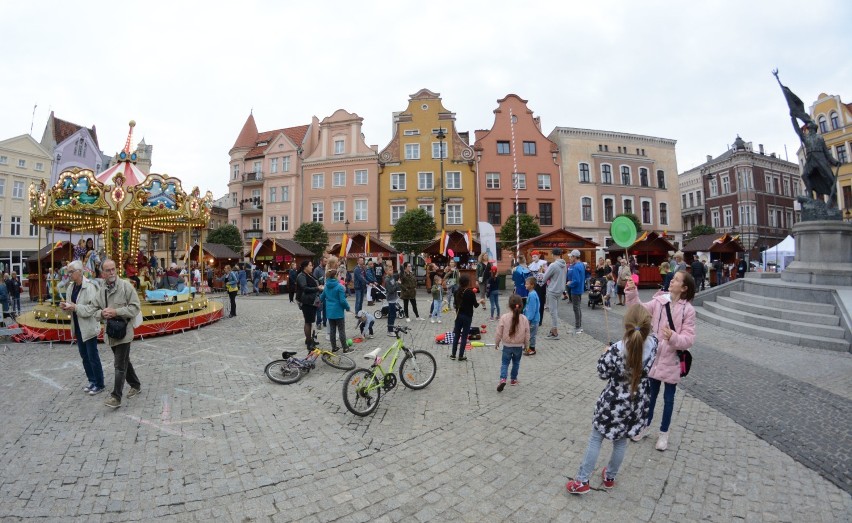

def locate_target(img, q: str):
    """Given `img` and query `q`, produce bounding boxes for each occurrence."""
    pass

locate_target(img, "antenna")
[30,104,37,135]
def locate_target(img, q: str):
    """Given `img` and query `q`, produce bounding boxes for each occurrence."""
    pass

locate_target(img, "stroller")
[373,301,406,320]
[587,278,604,309]
[368,284,386,303]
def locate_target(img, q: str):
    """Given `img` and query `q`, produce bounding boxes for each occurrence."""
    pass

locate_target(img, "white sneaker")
[631,425,649,442]
[406,318,411,323]
[430,319,435,323]
[417,317,426,321]
[437,320,442,324]
[655,432,669,451]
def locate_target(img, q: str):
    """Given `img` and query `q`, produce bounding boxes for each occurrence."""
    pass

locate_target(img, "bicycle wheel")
[399,349,437,390]
[342,368,382,416]
[264,360,304,385]
[321,351,356,371]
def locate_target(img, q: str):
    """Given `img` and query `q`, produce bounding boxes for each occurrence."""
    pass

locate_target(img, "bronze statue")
[774,69,841,208]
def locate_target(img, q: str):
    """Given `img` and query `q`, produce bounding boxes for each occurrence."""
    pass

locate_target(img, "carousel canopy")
[96,161,146,186]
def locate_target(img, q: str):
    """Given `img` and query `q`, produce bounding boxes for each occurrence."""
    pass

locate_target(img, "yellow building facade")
[801,93,852,220]
[377,89,477,243]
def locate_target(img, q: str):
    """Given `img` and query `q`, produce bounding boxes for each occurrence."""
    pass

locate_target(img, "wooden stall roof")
[605,231,676,254]
[423,230,481,255]
[518,228,599,252]
[245,238,315,258]
[682,233,744,253]
[26,241,74,264]
[329,233,397,259]
[183,242,241,261]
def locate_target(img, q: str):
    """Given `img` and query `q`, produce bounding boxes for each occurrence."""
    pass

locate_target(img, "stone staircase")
[694,276,852,352]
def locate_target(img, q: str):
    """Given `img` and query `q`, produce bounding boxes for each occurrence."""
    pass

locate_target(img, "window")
[74,138,87,157]
[836,144,848,164]
[281,186,290,202]
[768,206,777,227]
[251,217,261,230]
[354,169,368,185]
[390,205,406,225]
[281,215,289,231]
[269,216,277,232]
[523,141,536,155]
[333,201,345,222]
[419,204,434,217]
[231,219,237,226]
[581,197,592,222]
[391,173,406,190]
[639,168,649,187]
[601,165,613,184]
[403,129,420,136]
[621,165,631,185]
[579,163,590,183]
[765,175,774,194]
[30,223,38,236]
[709,178,718,197]
[231,192,237,206]
[830,112,840,130]
[657,169,666,189]
[512,173,526,190]
[623,198,633,215]
[603,198,614,222]
[721,175,730,194]
[538,203,553,226]
[312,202,324,222]
[696,190,702,205]
[845,186,852,210]
[251,189,261,205]
[282,156,291,172]
[232,164,239,180]
[641,201,651,224]
[487,202,501,224]
[740,204,756,225]
[418,172,434,190]
[270,157,278,173]
[689,193,694,208]
[354,200,367,221]
[517,202,527,215]
[269,187,277,203]
[17,159,26,168]
[0,156,6,164]
[253,160,262,175]
[334,139,345,154]
[486,172,500,189]
[497,141,510,155]
[332,171,345,187]
[446,204,462,225]
[818,115,828,133]
[659,203,668,225]
[537,174,551,190]
[10,216,21,236]
[711,208,720,228]
[312,173,324,189]
[723,206,733,227]
[432,142,447,159]
[12,181,24,199]
[786,210,794,228]
[0,178,4,196]
[682,194,687,209]
[405,143,420,160]
[445,171,461,190]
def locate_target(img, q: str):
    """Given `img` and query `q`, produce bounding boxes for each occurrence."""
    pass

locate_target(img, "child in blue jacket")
[523,276,540,355]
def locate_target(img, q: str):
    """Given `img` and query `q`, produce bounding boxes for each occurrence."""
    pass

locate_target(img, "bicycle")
[264,333,356,384]
[342,325,437,416]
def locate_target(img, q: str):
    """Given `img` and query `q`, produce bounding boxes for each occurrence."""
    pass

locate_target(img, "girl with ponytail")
[494,294,531,392]
[566,304,658,494]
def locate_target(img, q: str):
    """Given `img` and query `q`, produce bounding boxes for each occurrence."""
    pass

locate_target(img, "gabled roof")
[682,233,744,253]
[186,242,241,260]
[52,112,99,148]
[244,125,309,159]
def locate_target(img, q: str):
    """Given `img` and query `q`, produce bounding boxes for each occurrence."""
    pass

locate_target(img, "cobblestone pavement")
[0,291,850,521]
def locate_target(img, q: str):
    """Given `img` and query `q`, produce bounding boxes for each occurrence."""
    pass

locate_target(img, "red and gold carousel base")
[12,297,224,342]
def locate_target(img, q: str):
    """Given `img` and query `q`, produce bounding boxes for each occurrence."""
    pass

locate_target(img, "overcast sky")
[2,1,849,198]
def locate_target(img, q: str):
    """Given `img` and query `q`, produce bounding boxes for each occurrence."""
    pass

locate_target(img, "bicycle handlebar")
[393,326,410,335]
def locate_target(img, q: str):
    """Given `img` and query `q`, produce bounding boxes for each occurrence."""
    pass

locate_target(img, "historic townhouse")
[0,134,53,275]
[548,127,681,249]
[302,109,379,244]
[474,94,561,257]
[40,111,107,185]
[678,162,707,233]
[377,89,477,243]
[228,114,319,250]
[702,136,801,259]
[798,92,852,220]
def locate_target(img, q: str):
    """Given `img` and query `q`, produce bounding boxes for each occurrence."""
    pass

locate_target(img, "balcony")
[243,229,263,240]
[240,198,263,214]
[681,205,704,218]
[242,171,264,185]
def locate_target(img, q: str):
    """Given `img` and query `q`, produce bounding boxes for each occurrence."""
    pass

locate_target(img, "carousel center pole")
[198,227,205,297]
[37,224,43,304]
[49,226,56,306]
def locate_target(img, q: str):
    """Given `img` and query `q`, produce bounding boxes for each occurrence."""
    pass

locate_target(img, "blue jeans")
[528,323,538,349]
[430,299,442,320]
[647,378,677,432]
[315,303,326,328]
[76,333,104,388]
[489,291,500,318]
[354,289,365,314]
[387,301,397,332]
[500,346,523,380]
[451,313,473,358]
[10,295,21,315]
[577,428,627,483]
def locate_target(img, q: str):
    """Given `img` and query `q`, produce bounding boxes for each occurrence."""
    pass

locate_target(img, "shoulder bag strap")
[664,302,676,331]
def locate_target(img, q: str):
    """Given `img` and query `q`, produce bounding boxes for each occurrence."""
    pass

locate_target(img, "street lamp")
[170,233,177,264]
[344,219,350,235]
[437,129,447,229]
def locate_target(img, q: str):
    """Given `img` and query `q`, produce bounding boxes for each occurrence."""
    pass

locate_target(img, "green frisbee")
[610,216,638,248]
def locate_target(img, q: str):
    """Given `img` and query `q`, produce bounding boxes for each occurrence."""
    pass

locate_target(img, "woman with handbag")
[295,260,323,351]
[625,270,696,451]
[218,265,239,318]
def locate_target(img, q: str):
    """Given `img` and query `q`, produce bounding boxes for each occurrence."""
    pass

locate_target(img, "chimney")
[759,144,765,155]
[706,155,712,162]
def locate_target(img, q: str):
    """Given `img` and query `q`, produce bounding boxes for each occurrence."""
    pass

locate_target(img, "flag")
[364,233,370,254]
[439,230,447,255]
[52,240,63,250]
[272,239,276,252]
[339,233,348,257]
[467,229,473,252]
[712,235,726,245]
[251,238,262,259]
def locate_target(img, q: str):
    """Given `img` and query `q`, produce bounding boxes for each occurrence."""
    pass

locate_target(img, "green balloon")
[346,338,353,346]
[610,216,638,248]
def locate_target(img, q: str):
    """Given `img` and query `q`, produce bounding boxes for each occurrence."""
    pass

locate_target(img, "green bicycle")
[342,325,437,416]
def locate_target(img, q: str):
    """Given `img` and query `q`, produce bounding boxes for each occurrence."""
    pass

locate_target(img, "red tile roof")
[53,115,99,147]
[244,125,309,159]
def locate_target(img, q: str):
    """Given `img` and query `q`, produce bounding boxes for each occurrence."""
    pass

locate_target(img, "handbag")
[664,302,692,377]
[104,288,128,339]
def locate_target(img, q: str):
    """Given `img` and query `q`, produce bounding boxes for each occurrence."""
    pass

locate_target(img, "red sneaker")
[565,480,590,494]
[497,379,506,392]
[601,467,615,489]
[510,379,519,386]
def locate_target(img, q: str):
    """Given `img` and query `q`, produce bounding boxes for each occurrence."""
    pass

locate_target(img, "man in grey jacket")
[60,260,105,395]
[542,248,567,340]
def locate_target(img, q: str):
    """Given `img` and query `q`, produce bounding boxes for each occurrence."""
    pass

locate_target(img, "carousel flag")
[364,233,370,254]
[251,238,262,260]
[53,240,63,250]
[712,235,726,245]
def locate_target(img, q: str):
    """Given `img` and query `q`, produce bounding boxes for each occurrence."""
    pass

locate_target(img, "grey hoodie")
[543,258,567,295]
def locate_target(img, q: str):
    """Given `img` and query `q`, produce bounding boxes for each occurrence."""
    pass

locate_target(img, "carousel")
[15,121,224,342]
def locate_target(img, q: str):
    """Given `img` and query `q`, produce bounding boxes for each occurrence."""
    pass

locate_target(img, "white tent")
[762,235,796,271]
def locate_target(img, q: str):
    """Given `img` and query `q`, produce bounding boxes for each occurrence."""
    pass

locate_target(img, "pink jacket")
[495,312,531,349]
[626,287,695,384]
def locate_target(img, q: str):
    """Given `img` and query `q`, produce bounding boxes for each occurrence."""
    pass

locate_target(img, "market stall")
[607,231,676,288]
[682,233,745,286]
[329,233,398,273]
[423,230,481,288]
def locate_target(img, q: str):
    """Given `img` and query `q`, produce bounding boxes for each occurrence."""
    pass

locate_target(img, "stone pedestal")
[782,220,852,286]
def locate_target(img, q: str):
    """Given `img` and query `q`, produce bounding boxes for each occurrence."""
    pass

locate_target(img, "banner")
[477,222,497,260]
[364,233,370,254]
[251,238,262,259]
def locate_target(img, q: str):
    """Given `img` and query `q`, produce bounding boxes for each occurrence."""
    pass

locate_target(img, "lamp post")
[437,129,447,229]
[170,233,177,265]
[344,219,350,235]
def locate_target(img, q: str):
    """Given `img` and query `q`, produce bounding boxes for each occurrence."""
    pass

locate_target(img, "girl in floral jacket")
[566,305,658,494]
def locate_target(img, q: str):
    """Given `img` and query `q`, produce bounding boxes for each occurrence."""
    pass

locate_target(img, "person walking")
[59,260,106,395]
[400,262,423,321]
[627,270,696,451]
[565,305,658,494]
[353,257,367,314]
[542,248,567,340]
[238,263,248,296]
[320,269,351,353]
[566,250,585,335]
[95,258,142,409]
[430,275,443,324]
[487,266,500,320]
[450,275,485,361]
[495,294,531,392]
[522,277,540,356]
[287,262,298,302]
[476,253,491,301]
[690,257,706,293]
[296,260,323,352]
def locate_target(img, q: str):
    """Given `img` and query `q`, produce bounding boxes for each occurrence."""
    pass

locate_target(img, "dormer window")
[257,141,268,147]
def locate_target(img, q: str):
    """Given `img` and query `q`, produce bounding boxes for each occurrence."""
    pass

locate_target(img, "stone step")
[703,301,846,339]
[716,296,840,326]
[728,291,837,314]
[695,306,851,352]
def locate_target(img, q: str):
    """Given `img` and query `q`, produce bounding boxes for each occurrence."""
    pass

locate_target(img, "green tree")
[391,208,437,253]
[688,224,716,239]
[293,221,329,258]
[206,224,243,254]
[498,214,541,251]
[614,213,642,233]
